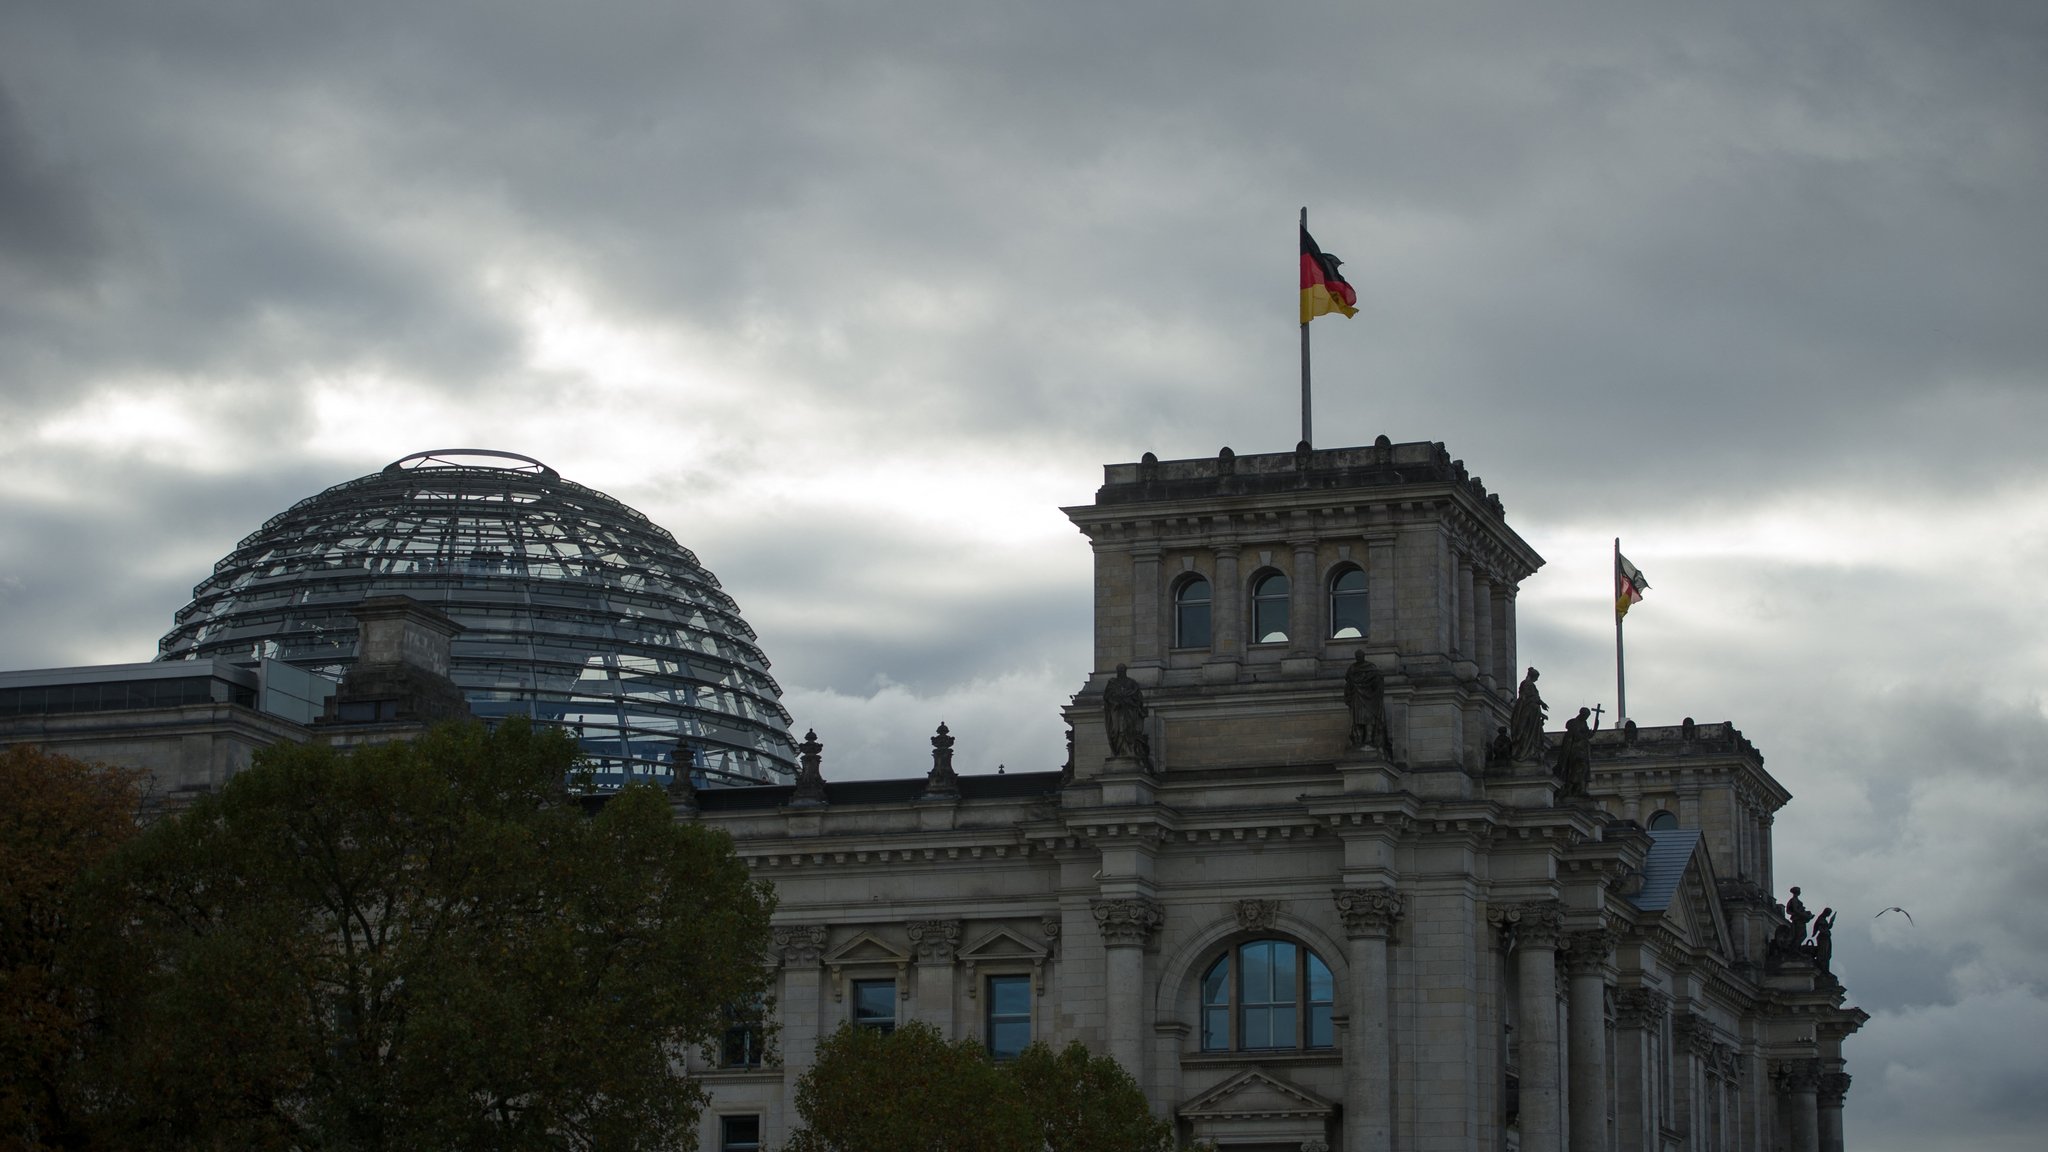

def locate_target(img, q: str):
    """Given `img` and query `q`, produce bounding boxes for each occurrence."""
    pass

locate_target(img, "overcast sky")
[2,2,2044,1146]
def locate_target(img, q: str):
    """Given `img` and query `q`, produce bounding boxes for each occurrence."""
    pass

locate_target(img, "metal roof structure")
[156,449,796,786]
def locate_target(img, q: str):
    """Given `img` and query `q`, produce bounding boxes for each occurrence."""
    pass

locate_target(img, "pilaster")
[1335,887,1404,1152]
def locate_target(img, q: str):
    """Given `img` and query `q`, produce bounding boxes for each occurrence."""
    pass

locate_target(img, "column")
[1472,574,1495,687]
[1612,988,1669,1151]
[1091,897,1162,1075]
[1564,929,1617,1152]
[1817,1072,1849,1152]
[1291,538,1320,656]
[1490,586,1511,687]
[1502,592,1519,688]
[907,920,961,1033]
[1508,902,1567,1152]
[773,926,828,1109]
[1131,549,1163,665]
[1214,546,1243,658]
[1456,559,1477,664]
[1773,1059,1821,1152]
[1335,888,1404,1152]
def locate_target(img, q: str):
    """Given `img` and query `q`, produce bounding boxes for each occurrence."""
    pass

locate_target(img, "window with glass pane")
[1253,573,1290,643]
[721,997,766,1067]
[721,1115,762,1152]
[1201,953,1231,1050]
[1330,567,1367,638]
[986,975,1031,1061]
[1198,939,1336,1051]
[852,979,895,1033]
[1175,576,1212,648]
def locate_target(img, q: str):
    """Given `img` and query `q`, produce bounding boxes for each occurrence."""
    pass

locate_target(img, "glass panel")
[1307,951,1333,1002]
[1309,1004,1334,1048]
[987,975,1031,1061]
[1201,955,1230,1050]
[853,979,895,1033]
[1253,574,1290,643]
[1331,567,1368,638]
[721,1115,762,1152]
[1176,578,1212,648]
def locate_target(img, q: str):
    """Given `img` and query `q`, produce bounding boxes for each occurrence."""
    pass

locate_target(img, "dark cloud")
[1,5,2044,1147]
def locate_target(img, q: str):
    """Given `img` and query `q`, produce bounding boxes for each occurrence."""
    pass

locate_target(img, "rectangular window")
[721,999,765,1068]
[986,975,1031,1061]
[852,979,896,1034]
[720,1114,762,1152]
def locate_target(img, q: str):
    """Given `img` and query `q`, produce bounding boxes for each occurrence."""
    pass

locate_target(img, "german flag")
[1300,227,1358,324]
[1616,552,1649,622]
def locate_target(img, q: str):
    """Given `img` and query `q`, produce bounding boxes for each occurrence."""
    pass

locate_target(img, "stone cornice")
[1332,887,1405,938]
[1092,897,1165,946]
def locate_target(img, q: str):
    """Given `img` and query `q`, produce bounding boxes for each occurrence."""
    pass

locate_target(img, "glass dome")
[157,449,796,786]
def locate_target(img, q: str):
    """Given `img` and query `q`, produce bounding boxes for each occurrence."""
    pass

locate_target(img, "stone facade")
[686,442,1863,1152]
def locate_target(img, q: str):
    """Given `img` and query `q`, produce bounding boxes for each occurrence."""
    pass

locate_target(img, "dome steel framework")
[157,449,796,786]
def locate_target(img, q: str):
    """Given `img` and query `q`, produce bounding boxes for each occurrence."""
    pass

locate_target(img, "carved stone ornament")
[906,919,962,963]
[1613,986,1671,1029]
[1672,1011,1720,1059]
[1091,897,1164,946]
[1489,899,1567,949]
[1562,926,1620,976]
[1300,1140,1330,1152]
[1772,1057,1823,1094]
[1235,898,1281,931]
[1103,664,1154,769]
[774,924,827,966]
[1817,1071,1852,1108]
[1040,914,1063,955]
[924,722,961,797]
[792,728,828,805]
[1333,887,1404,938]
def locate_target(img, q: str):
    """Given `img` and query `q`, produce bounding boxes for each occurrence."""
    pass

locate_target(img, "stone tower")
[1062,439,1541,785]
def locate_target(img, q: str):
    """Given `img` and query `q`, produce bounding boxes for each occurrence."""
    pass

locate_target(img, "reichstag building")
[0,440,1863,1152]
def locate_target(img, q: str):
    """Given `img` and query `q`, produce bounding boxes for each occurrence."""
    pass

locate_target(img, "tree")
[785,1022,1035,1152]
[68,720,774,1152]
[784,1025,1175,1152]
[0,745,144,1150]
[1008,1041,1175,1152]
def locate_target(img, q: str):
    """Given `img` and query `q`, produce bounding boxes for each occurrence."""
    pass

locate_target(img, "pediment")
[822,931,909,967]
[958,927,1050,963]
[1180,1069,1335,1121]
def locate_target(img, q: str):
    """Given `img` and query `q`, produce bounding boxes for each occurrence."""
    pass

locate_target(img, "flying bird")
[1875,907,1915,925]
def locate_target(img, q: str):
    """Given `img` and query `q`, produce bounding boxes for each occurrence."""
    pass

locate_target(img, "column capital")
[1091,896,1164,946]
[1562,926,1620,975]
[1772,1057,1824,1094]
[1673,1010,1721,1059]
[906,919,961,963]
[1332,887,1404,937]
[1490,899,1567,948]
[773,924,827,966]
[1614,986,1670,1029]
[1817,1071,1851,1108]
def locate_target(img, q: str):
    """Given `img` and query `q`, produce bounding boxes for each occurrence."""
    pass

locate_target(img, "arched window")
[1329,566,1367,639]
[1200,939,1335,1051]
[1175,576,1212,648]
[1252,573,1290,643]
[1648,810,1678,831]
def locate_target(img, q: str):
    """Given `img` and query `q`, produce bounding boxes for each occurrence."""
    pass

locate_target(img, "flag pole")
[1615,537,1628,724]
[1299,206,1312,448]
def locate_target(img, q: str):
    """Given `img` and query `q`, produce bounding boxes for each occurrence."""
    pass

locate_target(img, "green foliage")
[785,1022,1034,1152]
[0,745,144,1150]
[784,1026,1175,1152]
[1008,1041,1176,1152]
[68,720,775,1152]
